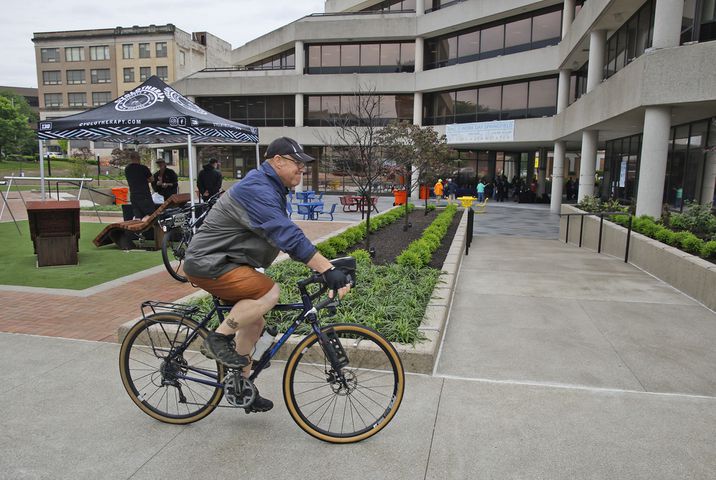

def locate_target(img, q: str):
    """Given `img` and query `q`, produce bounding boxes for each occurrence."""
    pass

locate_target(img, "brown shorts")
[186,266,275,303]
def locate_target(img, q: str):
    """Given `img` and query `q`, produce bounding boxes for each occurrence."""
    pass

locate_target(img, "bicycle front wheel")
[161,228,189,283]
[119,313,225,424]
[283,324,405,443]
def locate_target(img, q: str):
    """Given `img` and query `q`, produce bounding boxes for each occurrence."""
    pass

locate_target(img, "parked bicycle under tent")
[36,75,261,219]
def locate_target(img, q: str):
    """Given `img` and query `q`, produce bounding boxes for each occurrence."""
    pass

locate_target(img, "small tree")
[0,96,34,158]
[379,121,452,228]
[317,85,392,252]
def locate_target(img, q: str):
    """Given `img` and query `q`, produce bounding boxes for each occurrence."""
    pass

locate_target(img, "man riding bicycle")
[183,137,351,413]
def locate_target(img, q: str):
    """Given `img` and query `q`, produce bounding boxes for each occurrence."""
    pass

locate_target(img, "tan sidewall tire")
[119,313,224,425]
[282,324,405,443]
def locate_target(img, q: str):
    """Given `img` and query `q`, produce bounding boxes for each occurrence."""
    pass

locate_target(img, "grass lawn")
[0,221,164,289]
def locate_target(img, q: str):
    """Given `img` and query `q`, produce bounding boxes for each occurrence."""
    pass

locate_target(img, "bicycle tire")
[283,324,405,443]
[161,228,189,283]
[119,313,224,424]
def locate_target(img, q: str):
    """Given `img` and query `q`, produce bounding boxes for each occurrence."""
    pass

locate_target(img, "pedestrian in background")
[433,178,444,205]
[476,179,485,202]
[198,158,223,202]
[446,178,457,205]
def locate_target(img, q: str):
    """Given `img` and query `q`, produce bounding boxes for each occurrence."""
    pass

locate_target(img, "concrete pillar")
[415,0,425,15]
[413,91,423,126]
[537,148,547,195]
[562,0,575,38]
[551,141,566,213]
[295,93,304,127]
[635,106,672,217]
[557,69,571,113]
[411,92,423,201]
[652,0,684,49]
[701,151,716,205]
[295,41,305,74]
[578,130,598,201]
[586,30,606,93]
[414,37,424,73]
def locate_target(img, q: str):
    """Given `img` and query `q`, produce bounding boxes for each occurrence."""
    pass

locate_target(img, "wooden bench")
[93,193,191,250]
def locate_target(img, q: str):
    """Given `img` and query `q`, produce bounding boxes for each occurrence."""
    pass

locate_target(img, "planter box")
[118,207,469,373]
[560,204,716,310]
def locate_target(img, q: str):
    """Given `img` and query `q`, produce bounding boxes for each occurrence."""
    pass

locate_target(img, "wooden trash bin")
[26,200,80,267]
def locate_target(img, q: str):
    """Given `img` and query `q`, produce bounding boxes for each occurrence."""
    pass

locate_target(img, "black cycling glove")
[322,267,350,291]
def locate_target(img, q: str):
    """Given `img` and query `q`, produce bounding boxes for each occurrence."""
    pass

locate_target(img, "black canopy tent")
[37,76,259,211]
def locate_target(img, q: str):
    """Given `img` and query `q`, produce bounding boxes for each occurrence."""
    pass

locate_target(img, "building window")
[92,91,112,106]
[424,5,562,70]
[42,70,62,85]
[155,42,167,57]
[44,93,62,108]
[361,0,416,12]
[423,76,557,125]
[89,45,110,61]
[304,94,413,126]
[179,50,186,66]
[65,47,85,62]
[40,48,60,63]
[140,67,151,81]
[604,0,655,79]
[122,44,133,59]
[246,49,296,70]
[306,42,415,74]
[197,95,296,127]
[139,43,151,58]
[68,92,87,107]
[66,69,86,85]
[91,68,111,84]
[123,67,135,83]
[156,66,168,81]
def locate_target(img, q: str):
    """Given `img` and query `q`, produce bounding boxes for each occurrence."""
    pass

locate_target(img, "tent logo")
[163,87,209,116]
[39,122,52,130]
[115,86,165,112]
[169,116,187,126]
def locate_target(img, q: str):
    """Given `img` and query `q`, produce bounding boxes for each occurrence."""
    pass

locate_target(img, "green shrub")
[395,250,423,269]
[669,202,716,238]
[426,204,436,212]
[634,216,659,238]
[654,227,676,245]
[679,232,704,255]
[317,243,337,259]
[671,231,691,248]
[701,240,716,259]
[349,249,372,264]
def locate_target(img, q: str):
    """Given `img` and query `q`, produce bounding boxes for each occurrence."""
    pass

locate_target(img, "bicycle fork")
[312,320,350,388]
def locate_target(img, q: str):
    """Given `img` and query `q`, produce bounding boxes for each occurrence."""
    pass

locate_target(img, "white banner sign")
[445,120,515,144]
[619,159,627,187]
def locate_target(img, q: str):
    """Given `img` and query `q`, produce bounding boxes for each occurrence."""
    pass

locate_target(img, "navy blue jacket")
[183,162,316,279]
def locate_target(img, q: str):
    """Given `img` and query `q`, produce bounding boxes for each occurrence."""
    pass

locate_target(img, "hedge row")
[315,203,415,259]
[612,214,716,260]
[396,204,458,268]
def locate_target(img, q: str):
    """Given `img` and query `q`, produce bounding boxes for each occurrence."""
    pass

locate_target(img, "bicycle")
[158,192,221,282]
[118,257,405,443]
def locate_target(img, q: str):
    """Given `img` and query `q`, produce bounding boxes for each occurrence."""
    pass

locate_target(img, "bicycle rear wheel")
[119,313,224,424]
[283,324,405,443]
[162,228,189,283]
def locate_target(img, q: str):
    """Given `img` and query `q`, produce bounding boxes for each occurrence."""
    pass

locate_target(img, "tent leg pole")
[39,140,46,200]
[187,134,196,226]
[255,142,260,169]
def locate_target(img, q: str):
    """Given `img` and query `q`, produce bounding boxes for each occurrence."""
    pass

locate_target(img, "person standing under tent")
[198,158,223,202]
[152,158,178,201]
[125,151,155,221]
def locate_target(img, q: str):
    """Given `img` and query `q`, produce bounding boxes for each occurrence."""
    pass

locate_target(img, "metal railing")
[561,211,633,263]
[465,207,474,255]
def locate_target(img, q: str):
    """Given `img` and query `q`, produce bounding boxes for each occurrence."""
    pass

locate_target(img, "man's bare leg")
[215,284,280,372]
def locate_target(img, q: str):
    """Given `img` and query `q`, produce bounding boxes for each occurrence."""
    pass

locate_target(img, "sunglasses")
[281,155,306,170]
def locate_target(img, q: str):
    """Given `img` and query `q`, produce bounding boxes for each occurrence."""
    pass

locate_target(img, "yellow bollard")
[457,196,477,208]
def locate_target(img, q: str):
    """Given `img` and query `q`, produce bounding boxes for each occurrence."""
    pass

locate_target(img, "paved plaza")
[1,200,716,479]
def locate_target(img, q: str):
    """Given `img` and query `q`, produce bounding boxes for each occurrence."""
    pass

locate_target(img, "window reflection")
[304,94,414,126]
[307,42,415,73]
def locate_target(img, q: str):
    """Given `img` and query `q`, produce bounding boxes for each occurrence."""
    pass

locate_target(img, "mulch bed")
[351,207,461,268]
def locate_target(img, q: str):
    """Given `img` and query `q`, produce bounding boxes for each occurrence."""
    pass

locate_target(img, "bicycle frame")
[142,277,337,389]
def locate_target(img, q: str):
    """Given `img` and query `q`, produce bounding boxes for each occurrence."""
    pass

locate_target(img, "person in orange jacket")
[433,179,444,205]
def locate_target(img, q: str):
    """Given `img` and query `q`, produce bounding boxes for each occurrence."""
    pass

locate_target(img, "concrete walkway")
[1,203,716,479]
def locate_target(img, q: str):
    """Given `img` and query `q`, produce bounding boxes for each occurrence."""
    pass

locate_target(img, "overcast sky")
[0,0,325,88]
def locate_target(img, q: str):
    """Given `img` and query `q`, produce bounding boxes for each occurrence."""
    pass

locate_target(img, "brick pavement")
[0,219,351,342]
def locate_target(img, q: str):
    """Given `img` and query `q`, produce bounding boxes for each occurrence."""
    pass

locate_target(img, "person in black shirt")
[124,151,155,221]
[197,158,223,202]
[151,158,178,201]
